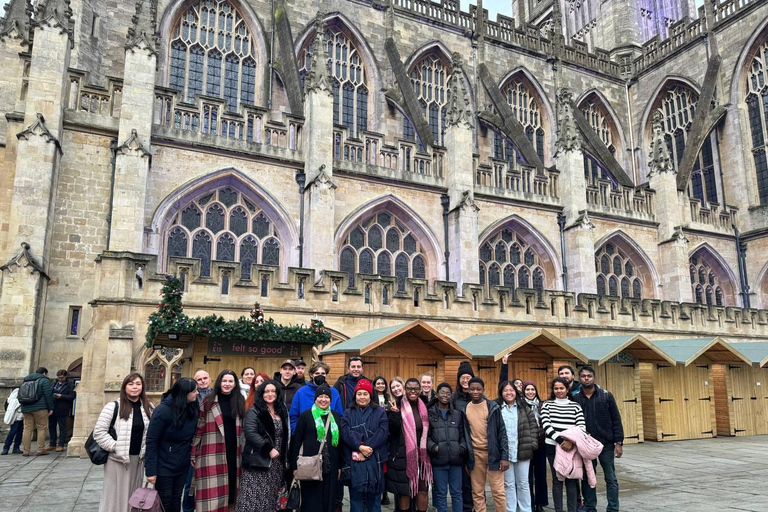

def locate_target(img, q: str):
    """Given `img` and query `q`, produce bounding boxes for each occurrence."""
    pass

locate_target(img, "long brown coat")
[191,398,243,512]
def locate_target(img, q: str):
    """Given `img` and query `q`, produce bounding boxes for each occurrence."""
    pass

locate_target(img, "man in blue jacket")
[289,362,342,433]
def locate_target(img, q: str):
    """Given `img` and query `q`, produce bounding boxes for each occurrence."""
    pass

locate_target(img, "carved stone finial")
[116,129,152,158]
[0,0,33,45]
[304,12,332,96]
[458,190,480,212]
[33,0,73,39]
[307,164,337,190]
[445,53,473,128]
[555,87,581,155]
[648,109,675,177]
[672,226,689,246]
[126,0,158,56]
[17,113,62,153]
[574,211,595,231]
[0,242,47,277]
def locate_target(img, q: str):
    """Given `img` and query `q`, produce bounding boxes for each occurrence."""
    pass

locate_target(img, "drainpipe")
[441,194,450,281]
[268,0,276,109]
[733,225,750,308]
[295,169,306,268]
[625,79,638,183]
[557,212,568,291]
[105,138,118,250]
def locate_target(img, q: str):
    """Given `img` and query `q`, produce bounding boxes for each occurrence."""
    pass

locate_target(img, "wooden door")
[682,365,714,439]
[728,364,755,436]
[509,360,550,400]
[656,364,685,441]
[756,367,768,435]
[594,363,641,444]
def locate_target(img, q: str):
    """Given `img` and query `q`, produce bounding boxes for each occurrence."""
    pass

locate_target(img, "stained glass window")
[480,229,546,297]
[144,347,184,393]
[595,243,643,300]
[168,0,257,110]
[689,253,731,306]
[747,40,768,204]
[298,25,368,136]
[409,54,450,145]
[68,306,81,336]
[495,77,545,163]
[165,186,282,278]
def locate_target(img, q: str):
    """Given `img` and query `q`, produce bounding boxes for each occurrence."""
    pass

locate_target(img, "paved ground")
[1,436,766,512]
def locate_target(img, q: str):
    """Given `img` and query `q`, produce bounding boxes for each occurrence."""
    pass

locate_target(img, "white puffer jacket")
[93,400,152,464]
[3,389,23,424]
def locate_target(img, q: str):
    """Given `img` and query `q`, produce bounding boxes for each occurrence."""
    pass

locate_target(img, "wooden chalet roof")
[562,334,675,365]
[460,329,587,362]
[652,337,752,366]
[728,342,768,367]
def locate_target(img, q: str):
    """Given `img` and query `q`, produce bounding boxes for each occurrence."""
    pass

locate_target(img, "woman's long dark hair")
[253,379,287,418]
[548,377,572,401]
[372,376,389,404]
[119,373,153,420]
[496,380,523,407]
[162,377,199,429]
[204,369,245,418]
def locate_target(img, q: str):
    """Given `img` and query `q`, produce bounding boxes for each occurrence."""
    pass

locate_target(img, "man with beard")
[294,359,307,385]
[289,362,342,432]
[574,365,623,512]
[333,356,366,411]
[273,359,303,408]
[558,365,581,397]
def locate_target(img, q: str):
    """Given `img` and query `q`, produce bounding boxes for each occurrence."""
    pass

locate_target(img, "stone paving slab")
[1,436,767,512]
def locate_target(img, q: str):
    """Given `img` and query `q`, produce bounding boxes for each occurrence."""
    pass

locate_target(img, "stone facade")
[1,0,768,454]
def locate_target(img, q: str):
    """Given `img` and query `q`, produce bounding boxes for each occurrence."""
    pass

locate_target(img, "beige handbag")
[295,413,332,481]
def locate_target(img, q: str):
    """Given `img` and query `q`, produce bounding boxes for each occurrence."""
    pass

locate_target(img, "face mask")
[313,375,326,386]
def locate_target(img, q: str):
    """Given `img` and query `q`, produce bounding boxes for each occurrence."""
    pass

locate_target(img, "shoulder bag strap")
[317,413,332,453]
[109,401,119,429]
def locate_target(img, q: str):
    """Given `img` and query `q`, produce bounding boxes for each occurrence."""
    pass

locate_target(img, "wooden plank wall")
[320,353,348,382]
[712,364,732,437]
[638,363,659,441]
[593,363,643,444]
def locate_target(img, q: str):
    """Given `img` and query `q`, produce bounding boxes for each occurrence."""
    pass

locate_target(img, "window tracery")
[298,25,368,136]
[409,54,451,145]
[689,255,727,307]
[479,228,545,297]
[747,39,768,204]
[339,212,427,292]
[144,348,184,393]
[595,243,642,300]
[168,0,258,110]
[165,186,281,279]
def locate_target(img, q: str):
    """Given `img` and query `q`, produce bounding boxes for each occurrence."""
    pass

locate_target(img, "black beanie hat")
[457,361,475,379]
[314,383,332,400]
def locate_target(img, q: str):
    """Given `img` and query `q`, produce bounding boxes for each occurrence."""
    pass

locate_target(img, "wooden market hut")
[641,337,752,442]
[319,320,472,385]
[459,329,587,399]
[721,342,768,436]
[562,335,676,444]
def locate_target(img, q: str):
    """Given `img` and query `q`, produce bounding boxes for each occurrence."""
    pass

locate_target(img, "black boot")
[381,493,390,506]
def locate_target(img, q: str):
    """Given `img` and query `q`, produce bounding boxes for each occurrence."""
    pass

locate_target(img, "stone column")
[0,2,72,379]
[302,14,336,272]
[555,87,597,295]
[648,110,693,302]
[444,54,478,287]
[108,0,158,252]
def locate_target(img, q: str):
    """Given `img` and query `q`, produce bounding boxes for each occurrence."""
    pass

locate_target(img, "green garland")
[145,275,331,347]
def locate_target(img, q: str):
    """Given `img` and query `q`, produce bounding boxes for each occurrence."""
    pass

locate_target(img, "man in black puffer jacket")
[427,383,467,512]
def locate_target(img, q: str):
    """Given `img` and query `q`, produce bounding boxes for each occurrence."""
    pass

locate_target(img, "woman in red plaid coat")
[192,370,246,512]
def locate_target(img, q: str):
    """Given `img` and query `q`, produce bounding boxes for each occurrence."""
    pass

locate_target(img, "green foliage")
[145,275,330,347]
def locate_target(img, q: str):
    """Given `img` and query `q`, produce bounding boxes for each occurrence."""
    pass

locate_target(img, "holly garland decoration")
[145,275,331,347]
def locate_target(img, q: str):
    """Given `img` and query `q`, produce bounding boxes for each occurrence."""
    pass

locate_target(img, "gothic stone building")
[1,0,768,452]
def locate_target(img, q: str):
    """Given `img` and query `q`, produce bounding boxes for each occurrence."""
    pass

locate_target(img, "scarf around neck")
[400,397,433,496]
[311,404,339,447]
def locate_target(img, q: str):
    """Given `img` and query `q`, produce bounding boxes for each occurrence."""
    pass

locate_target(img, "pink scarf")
[401,397,433,496]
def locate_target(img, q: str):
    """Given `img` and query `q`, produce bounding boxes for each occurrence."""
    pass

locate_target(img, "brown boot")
[55,447,64,452]
[36,450,49,456]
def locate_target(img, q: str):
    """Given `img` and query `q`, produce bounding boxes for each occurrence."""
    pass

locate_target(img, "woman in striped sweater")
[540,377,585,512]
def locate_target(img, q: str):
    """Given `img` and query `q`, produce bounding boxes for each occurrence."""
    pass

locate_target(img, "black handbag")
[286,480,301,510]
[84,401,118,465]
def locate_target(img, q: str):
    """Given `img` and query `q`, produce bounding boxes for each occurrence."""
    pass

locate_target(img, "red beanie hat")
[354,378,373,396]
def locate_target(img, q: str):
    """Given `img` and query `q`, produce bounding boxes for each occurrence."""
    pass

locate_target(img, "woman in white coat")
[94,373,153,512]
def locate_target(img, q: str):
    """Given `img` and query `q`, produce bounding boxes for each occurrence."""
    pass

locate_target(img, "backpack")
[18,379,41,405]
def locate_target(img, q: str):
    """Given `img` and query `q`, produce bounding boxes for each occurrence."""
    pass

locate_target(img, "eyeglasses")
[405,387,420,392]
[437,391,452,396]
[263,390,276,395]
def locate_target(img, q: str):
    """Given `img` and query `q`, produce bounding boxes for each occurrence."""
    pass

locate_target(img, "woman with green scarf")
[289,383,344,512]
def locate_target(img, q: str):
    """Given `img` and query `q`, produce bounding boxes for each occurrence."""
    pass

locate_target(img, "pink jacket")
[553,426,604,488]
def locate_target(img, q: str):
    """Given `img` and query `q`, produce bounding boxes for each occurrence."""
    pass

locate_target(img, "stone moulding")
[16,113,62,154]
[0,242,48,278]
[117,128,152,158]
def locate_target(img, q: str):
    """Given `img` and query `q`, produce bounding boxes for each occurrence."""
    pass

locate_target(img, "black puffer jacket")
[427,403,466,467]
[242,404,290,471]
[386,397,428,496]
[457,398,509,471]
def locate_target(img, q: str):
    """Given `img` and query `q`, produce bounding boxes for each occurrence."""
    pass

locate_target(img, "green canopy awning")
[728,342,768,367]
[652,337,751,366]
[460,329,587,362]
[562,334,675,365]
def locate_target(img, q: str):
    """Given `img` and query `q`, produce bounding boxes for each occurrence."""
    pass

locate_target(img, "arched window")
[649,85,720,203]
[579,94,621,187]
[339,212,427,293]
[409,54,451,145]
[165,186,281,279]
[168,0,258,110]
[689,253,732,307]
[479,228,545,297]
[499,77,545,163]
[299,25,368,136]
[143,348,184,393]
[747,39,768,204]
[595,243,643,299]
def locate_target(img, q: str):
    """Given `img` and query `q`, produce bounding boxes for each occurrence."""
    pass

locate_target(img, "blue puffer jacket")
[144,396,199,477]
[289,380,343,433]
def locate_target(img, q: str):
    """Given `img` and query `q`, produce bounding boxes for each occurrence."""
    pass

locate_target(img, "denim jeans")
[349,488,381,512]
[546,444,578,512]
[433,465,463,512]
[3,420,23,452]
[48,415,68,447]
[181,465,195,512]
[503,460,531,512]
[582,443,619,512]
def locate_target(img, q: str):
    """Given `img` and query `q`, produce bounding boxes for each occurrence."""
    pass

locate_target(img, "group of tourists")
[82,356,624,512]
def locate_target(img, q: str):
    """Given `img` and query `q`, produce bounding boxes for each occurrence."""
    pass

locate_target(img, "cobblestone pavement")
[1,436,766,512]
